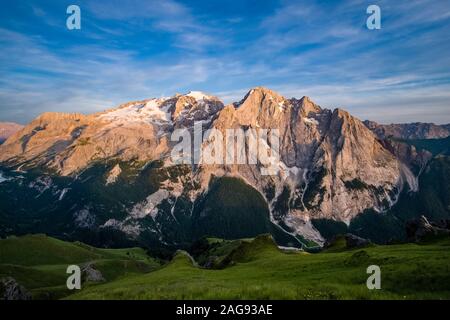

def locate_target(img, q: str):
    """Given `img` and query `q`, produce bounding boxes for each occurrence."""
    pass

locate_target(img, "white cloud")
[0,1,449,125]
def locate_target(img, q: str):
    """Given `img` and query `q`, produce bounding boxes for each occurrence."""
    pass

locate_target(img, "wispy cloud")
[84,0,225,51]
[0,0,449,124]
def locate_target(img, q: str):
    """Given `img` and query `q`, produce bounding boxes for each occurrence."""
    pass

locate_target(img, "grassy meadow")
[1,234,449,300]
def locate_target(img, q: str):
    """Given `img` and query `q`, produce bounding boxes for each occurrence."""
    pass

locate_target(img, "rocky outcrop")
[323,234,371,250]
[81,263,105,282]
[380,139,432,175]
[0,277,32,300]
[406,215,450,242]
[345,234,372,249]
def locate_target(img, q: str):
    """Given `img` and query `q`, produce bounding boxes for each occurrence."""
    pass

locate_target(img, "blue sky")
[0,0,449,124]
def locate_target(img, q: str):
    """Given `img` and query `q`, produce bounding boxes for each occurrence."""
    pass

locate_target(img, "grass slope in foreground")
[68,235,450,300]
[0,234,160,299]
[1,234,450,300]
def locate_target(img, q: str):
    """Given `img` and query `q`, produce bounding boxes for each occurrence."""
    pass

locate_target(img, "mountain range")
[0,122,23,144]
[363,120,450,140]
[0,87,449,250]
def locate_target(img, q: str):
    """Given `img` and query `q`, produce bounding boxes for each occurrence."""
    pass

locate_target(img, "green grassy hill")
[0,234,160,299]
[67,235,450,300]
[3,234,448,300]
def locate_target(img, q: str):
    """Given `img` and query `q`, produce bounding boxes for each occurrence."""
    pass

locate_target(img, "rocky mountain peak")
[299,96,321,116]
[230,87,289,127]
[0,87,432,248]
[171,92,222,121]
[243,87,284,103]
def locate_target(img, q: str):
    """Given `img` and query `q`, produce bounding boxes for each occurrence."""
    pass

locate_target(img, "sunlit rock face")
[0,88,420,245]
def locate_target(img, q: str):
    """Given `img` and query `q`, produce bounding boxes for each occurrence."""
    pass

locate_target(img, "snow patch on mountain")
[130,189,170,219]
[99,99,171,125]
[74,208,95,229]
[28,176,53,197]
[0,171,11,183]
[284,214,325,246]
[58,188,70,201]
[400,163,419,192]
[304,117,319,125]
[106,164,122,185]
[186,91,211,101]
[103,219,142,238]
